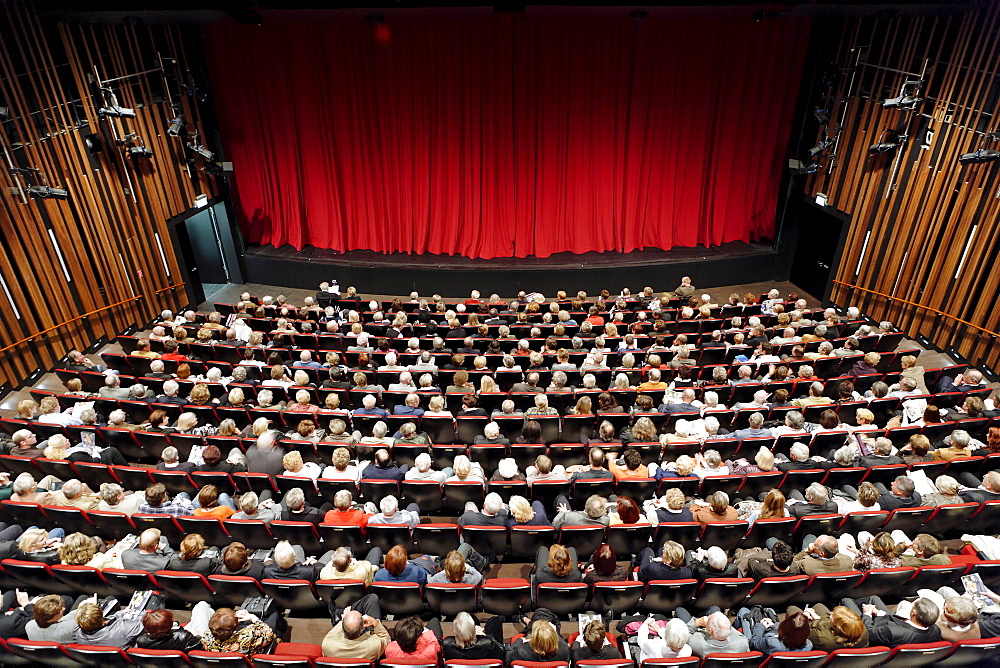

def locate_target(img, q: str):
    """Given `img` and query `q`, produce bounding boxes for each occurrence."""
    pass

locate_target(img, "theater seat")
[261,578,323,610]
[127,647,194,666]
[641,579,699,614]
[700,652,765,668]
[880,641,953,667]
[590,580,644,616]
[535,582,589,616]
[759,651,828,668]
[821,646,891,668]
[5,639,78,667]
[426,582,479,617]
[481,578,531,617]
[370,581,425,616]
[936,637,1000,666]
[188,650,253,667]
[64,644,133,665]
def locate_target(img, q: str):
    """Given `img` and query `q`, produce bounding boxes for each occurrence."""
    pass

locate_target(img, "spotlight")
[26,185,69,199]
[129,146,153,159]
[881,80,923,110]
[167,116,184,137]
[100,105,136,118]
[868,142,898,154]
[809,139,835,157]
[814,107,830,125]
[186,142,214,160]
[0,107,8,120]
[959,149,1000,165]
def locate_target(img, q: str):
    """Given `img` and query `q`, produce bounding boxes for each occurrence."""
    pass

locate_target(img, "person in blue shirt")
[373,544,427,585]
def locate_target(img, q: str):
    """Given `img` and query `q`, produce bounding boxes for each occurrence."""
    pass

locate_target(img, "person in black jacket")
[441,611,505,661]
[165,533,217,576]
[262,540,322,582]
[135,608,207,652]
[690,545,741,580]
[571,619,623,662]
[506,619,570,665]
[219,542,266,580]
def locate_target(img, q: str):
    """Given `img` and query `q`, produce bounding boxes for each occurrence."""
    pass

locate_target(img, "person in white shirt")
[637,618,694,663]
[368,494,421,527]
[404,453,451,483]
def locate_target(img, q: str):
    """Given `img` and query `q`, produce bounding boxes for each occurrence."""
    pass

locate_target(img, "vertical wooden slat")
[806,4,1000,371]
[0,2,218,386]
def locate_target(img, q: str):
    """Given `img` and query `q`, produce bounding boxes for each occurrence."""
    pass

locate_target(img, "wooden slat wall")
[0,1,217,386]
[806,5,1000,371]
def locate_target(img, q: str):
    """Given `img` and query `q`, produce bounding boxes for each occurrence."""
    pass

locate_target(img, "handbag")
[240,595,277,619]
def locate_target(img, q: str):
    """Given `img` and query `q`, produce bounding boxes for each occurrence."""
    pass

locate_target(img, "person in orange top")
[192,484,236,520]
[322,489,373,527]
[608,449,649,481]
[690,491,740,524]
[637,369,669,392]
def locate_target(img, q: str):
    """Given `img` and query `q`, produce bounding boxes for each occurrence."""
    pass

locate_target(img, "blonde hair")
[509,496,534,523]
[528,620,560,659]
[58,532,96,565]
[282,450,304,473]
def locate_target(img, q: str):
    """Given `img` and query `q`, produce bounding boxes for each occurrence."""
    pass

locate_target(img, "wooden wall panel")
[805,5,1000,371]
[0,0,218,386]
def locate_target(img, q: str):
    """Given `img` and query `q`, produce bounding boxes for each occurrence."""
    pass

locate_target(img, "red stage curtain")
[205,14,809,259]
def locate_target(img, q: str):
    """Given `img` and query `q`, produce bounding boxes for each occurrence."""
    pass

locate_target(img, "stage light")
[814,107,830,125]
[129,146,153,159]
[809,138,836,157]
[868,142,898,154]
[100,105,136,118]
[27,185,68,199]
[959,149,1000,165]
[882,80,923,110]
[167,116,184,137]
[186,142,214,160]
[0,107,9,120]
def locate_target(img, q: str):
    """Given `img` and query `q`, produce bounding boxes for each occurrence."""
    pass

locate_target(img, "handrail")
[155,282,186,294]
[0,282,186,355]
[833,279,1000,339]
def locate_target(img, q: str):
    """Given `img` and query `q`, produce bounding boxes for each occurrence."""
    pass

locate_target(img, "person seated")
[735,607,812,654]
[74,598,147,648]
[785,603,868,651]
[321,446,361,482]
[682,610,750,657]
[744,539,796,579]
[777,443,829,472]
[572,619,622,662]
[643,487,694,524]
[319,546,379,584]
[691,491,738,524]
[374,544,428,585]
[933,429,974,461]
[369,494,421,527]
[896,533,951,567]
[25,594,83,643]
[458,492,510,527]
[609,448,649,481]
[790,534,854,575]
[166,533,218,576]
[321,595,390,660]
[323,489,372,526]
[16,527,64,565]
[507,494,550,527]
[279,487,328,525]
[531,543,582,598]
[636,617,692,662]
[857,436,904,467]
[385,615,442,662]
[637,541,693,583]
[506,619,570,665]
[192,484,236,520]
[263,540,322,582]
[122,528,174,571]
[427,546,484,586]
[582,543,631,585]
[785,482,839,518]
[446,454,486,485]
[135,607,210,652]
[691,450,729,478]
[845,596,942,647]
[200,606,279,655]
[361,448,408,482]
[442,611,505,661]
[526,454,568,485]
[218,542,266,579]
[691,545,740,579]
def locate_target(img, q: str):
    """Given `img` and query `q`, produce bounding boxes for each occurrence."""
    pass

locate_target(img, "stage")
[241,240,784,298]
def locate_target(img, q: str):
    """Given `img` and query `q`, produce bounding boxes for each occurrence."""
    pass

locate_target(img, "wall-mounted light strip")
[954,224,977,280]
[854,230,872,277]
[891,251,909,297]
[0,271,22,319]
[47,228,72,282]
[155,232,171,278]
[119,253,136,297]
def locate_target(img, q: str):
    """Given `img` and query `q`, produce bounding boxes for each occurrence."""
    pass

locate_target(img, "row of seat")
[2,555,994,621]
[3,640,999,668]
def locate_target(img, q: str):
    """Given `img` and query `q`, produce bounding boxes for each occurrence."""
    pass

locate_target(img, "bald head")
[138,529,162,553]
[341,609,364,639]
[706,612,732,641]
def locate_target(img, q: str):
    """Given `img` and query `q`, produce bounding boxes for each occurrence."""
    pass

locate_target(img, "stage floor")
[244,240,774,270]
[241,240,783,296]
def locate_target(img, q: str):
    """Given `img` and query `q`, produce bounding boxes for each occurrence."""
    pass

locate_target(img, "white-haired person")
[635,617,693,662]
[404,452,452,483]
[368,494,421,527]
